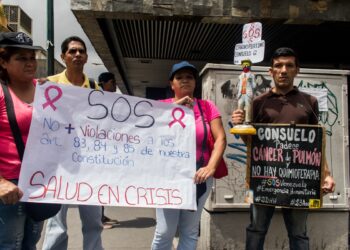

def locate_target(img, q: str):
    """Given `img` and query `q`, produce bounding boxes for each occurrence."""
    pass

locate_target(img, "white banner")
[234,40,265,64]
[19,83,197,210]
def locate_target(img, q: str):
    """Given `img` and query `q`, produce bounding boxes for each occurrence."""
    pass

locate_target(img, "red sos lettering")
[243,23,261,43]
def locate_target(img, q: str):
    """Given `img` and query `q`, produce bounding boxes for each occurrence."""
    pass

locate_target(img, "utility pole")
[47,0,54,76]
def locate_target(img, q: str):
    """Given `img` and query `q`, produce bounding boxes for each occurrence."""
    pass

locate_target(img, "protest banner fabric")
[19,83,197,210]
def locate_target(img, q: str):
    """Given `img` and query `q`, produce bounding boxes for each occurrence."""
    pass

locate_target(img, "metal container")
[198,63,350,250]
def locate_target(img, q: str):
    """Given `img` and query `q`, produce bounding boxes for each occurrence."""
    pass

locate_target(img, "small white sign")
[242,22,262,43]
[234,40,265,64]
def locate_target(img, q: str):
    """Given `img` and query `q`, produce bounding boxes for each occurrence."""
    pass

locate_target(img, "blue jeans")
[42,204,103,250]
[246,204,309,250]
[0,184,44,250]
[151,178,213,250]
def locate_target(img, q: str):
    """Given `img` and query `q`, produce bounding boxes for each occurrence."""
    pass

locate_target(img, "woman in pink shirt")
[152,61,227,250]
[0,32,43,249]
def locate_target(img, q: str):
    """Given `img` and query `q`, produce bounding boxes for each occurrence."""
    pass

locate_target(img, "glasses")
[67,48,86,54]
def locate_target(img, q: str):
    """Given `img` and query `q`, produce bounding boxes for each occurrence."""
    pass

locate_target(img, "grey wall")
[75,0,350,23]
[201,64,349,210]
[199,210,348,250]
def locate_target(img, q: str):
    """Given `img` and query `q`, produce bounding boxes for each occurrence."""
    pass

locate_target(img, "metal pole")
[47,0,54,76]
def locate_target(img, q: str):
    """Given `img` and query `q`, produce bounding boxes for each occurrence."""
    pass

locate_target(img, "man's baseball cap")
[0,32,41,50]
[169,61,198,80]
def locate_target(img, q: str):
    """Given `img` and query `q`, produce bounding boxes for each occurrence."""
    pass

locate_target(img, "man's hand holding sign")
[19,82,197,210]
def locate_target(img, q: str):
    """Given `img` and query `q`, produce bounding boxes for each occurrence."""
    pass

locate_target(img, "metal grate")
[108,18,350,66]
[20,9,31,33]
[4,5,18,22]
[8,23,17,32]
[3,5,31,34]
[113,19,242,62]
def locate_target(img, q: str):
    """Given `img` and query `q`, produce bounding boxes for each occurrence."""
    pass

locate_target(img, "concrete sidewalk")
[37,206,157,250]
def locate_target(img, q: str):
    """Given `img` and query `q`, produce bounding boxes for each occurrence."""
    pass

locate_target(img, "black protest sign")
[247,124,325,208]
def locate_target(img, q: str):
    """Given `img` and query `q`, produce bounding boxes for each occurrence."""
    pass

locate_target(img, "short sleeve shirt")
[253,87,319,125]
[47,70,99,89]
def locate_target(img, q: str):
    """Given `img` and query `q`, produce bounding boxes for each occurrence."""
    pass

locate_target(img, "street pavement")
[37,206,157,250]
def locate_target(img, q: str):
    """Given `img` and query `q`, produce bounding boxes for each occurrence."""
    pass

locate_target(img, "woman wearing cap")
[0,32,43,249]
[152,61,226,250]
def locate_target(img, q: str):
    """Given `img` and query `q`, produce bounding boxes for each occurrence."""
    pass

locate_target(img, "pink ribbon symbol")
[42,85,63,111]
[169,107,186,128]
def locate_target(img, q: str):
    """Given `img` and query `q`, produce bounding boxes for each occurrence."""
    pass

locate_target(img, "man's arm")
[322,160,335,193]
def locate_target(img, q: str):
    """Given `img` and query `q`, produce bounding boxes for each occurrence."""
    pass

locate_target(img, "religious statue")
[231,59,257,135]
